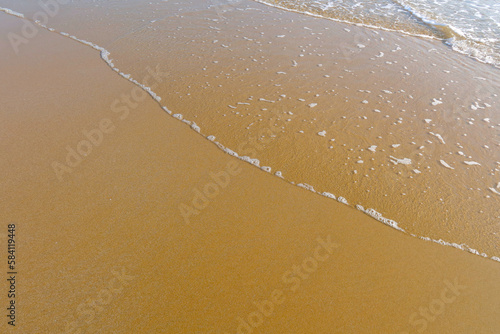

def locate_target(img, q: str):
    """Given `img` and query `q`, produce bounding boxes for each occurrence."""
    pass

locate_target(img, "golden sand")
[0,2,499,333]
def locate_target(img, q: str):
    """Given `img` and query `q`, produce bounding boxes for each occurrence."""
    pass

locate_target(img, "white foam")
[337,197,348,205]
[440,160,454,169]
[390,156,412,165]
[191,122,201,133]
[297,183,315,192]
[429,132,446,144]
[0,7,24,18]
[464,161,481,166]
[356,206,405,232]
[419,237,498,261]
[321,192,336,199]
[239,156,260,166]
[489,188,500,196]
[431,98,443,106]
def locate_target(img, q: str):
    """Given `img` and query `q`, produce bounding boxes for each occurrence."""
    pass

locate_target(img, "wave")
[252,0,500,68]
[393,0,500,67]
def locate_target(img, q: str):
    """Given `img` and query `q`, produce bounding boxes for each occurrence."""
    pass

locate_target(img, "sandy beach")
[1,0,499,333]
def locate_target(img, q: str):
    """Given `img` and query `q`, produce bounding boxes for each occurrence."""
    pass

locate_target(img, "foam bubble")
[390,156,412,165]
[321,192,336,199]
[464,161,481,166]
[261,166,272,173]
[297,183,316,192]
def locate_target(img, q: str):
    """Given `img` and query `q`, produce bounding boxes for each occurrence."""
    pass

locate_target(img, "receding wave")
[253,0,500,67]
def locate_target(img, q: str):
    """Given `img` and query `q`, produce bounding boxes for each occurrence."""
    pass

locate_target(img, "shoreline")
[5,2,498,263]
[1,1,500,333]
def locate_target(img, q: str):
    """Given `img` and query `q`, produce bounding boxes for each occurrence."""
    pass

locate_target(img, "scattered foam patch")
[430,132,446,144]
[191,122,201,133]
[321,192,336,199]
[390,156,412,165]
[261,166,271,172]
[239,156,260,166]
[431,98,443,106]
[440,160,454,169]
[489,188,500,196]
[337,197,348,205]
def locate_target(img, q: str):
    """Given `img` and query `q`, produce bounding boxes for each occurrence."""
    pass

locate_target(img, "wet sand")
[1,2,500,334]
[102,0,500,257]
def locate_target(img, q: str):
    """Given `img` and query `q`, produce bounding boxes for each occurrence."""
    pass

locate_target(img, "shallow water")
[255,0,500,67]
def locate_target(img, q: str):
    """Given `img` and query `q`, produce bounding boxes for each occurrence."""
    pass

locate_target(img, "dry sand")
[0,2,500,334]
